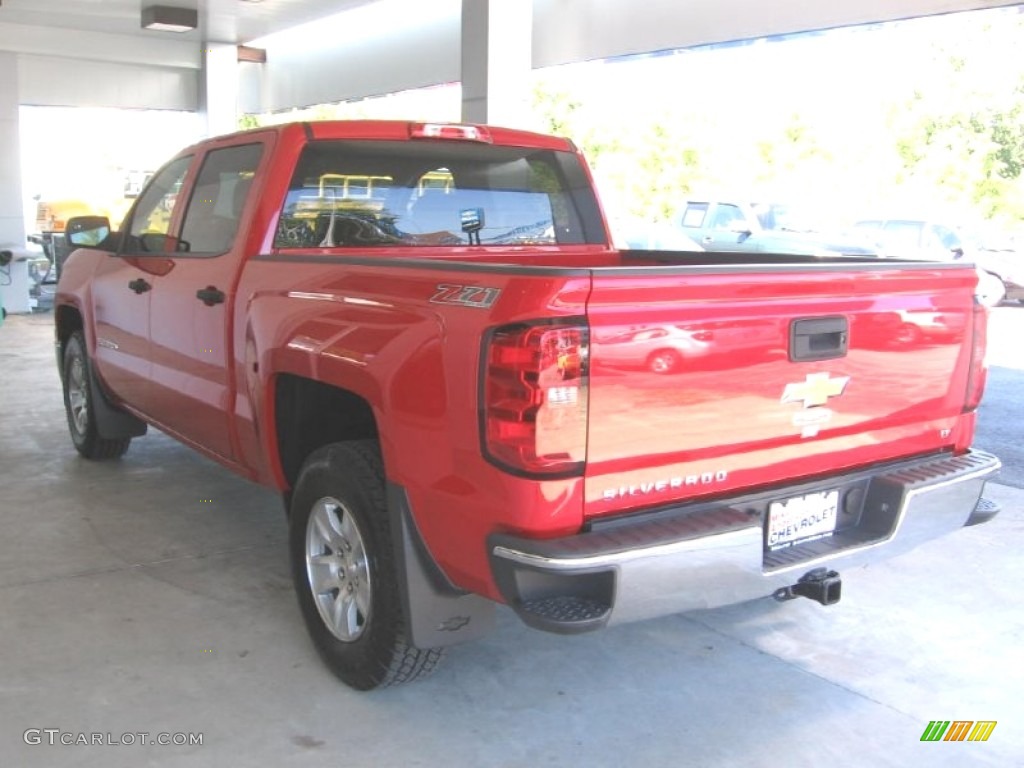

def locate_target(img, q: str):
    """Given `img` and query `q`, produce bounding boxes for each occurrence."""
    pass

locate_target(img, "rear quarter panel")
[234,254,594,597]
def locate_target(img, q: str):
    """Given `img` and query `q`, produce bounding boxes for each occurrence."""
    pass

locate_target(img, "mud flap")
[387,484,495,649]
[86,362,148,440]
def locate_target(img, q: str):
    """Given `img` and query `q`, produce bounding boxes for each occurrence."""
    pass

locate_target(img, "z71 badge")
[430,284,501,309]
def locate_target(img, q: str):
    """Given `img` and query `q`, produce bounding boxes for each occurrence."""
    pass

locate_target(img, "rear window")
[274,140,605,248]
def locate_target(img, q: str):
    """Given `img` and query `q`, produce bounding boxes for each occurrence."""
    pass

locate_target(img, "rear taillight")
[481,320,589,478]
[964,300,989,412]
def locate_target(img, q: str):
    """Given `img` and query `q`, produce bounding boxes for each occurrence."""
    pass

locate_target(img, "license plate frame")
[767,489,840,550]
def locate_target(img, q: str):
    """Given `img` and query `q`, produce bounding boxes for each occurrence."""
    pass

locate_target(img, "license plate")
[767,490,839,550]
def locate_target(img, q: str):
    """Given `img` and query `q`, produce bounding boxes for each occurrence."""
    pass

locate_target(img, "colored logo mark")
[920,720,997,742]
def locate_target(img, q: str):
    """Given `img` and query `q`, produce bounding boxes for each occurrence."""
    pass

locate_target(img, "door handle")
[128,278,151,294]
[790,316,849,361]
[196,286,225,307]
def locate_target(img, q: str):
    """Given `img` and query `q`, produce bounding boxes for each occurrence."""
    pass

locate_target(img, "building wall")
[18,56,198,111]
[0,21,199,111]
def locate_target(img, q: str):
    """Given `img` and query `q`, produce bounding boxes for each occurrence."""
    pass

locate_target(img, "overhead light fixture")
[141,5,198,33]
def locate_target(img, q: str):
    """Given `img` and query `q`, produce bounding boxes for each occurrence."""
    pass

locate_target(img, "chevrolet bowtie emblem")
[781,372,850,408]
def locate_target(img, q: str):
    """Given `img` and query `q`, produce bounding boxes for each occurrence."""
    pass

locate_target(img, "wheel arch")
[269,374,497,650]
[60,321,147,446]
[54,302,85,367]
[272,373,381,494]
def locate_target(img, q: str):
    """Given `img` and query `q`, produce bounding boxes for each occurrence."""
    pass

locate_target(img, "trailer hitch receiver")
[773,567,842,606]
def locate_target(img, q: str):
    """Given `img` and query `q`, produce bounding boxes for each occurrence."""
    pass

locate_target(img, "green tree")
[891,19,1024,222]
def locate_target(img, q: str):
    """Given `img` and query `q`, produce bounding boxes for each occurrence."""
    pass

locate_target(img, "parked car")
[675,199,878,256]
[852,218,1023,305]
[595,325,712,373]
[852,218,963,260]
[961,228,1024,304]
[608,216,703,252]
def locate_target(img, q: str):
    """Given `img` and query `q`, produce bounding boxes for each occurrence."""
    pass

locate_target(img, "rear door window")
[179,143,263,255]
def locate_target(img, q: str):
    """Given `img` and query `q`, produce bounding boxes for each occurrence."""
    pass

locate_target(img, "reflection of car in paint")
[892,309,966,344]
[596,325,712,373]
[853,306,968,349]
[595,319,789,373]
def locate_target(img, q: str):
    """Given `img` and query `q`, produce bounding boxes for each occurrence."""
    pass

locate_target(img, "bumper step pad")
[519,596,611,628]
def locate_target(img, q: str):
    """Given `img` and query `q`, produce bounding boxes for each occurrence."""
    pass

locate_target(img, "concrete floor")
[1,311,1021,767]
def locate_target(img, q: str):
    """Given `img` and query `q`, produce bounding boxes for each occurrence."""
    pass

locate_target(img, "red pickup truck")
[54,120,1000,690]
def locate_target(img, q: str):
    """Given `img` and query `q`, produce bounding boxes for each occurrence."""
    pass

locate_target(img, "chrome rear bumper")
[489,450,1001,633]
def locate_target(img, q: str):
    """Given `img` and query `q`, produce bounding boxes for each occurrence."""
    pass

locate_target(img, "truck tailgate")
[584,262,979,518]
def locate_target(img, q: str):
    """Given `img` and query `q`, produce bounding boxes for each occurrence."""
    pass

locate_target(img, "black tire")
[288,440,444,690]
[62,331,131,460]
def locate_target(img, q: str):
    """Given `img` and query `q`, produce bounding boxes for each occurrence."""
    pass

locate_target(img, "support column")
[202,43,239,137]
[0,51,30,314]
[460,0,532,128]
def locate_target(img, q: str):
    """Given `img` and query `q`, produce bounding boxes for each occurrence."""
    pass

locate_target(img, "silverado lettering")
[54,120,1000,691]
[601,471,730,501]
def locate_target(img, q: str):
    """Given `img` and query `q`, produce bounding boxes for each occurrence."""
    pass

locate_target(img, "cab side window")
[179,144,263,255]
[125,156,192,253]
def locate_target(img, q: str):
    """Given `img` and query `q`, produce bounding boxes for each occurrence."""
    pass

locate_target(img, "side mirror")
[66,216,112,248]
[728,221,753,236]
